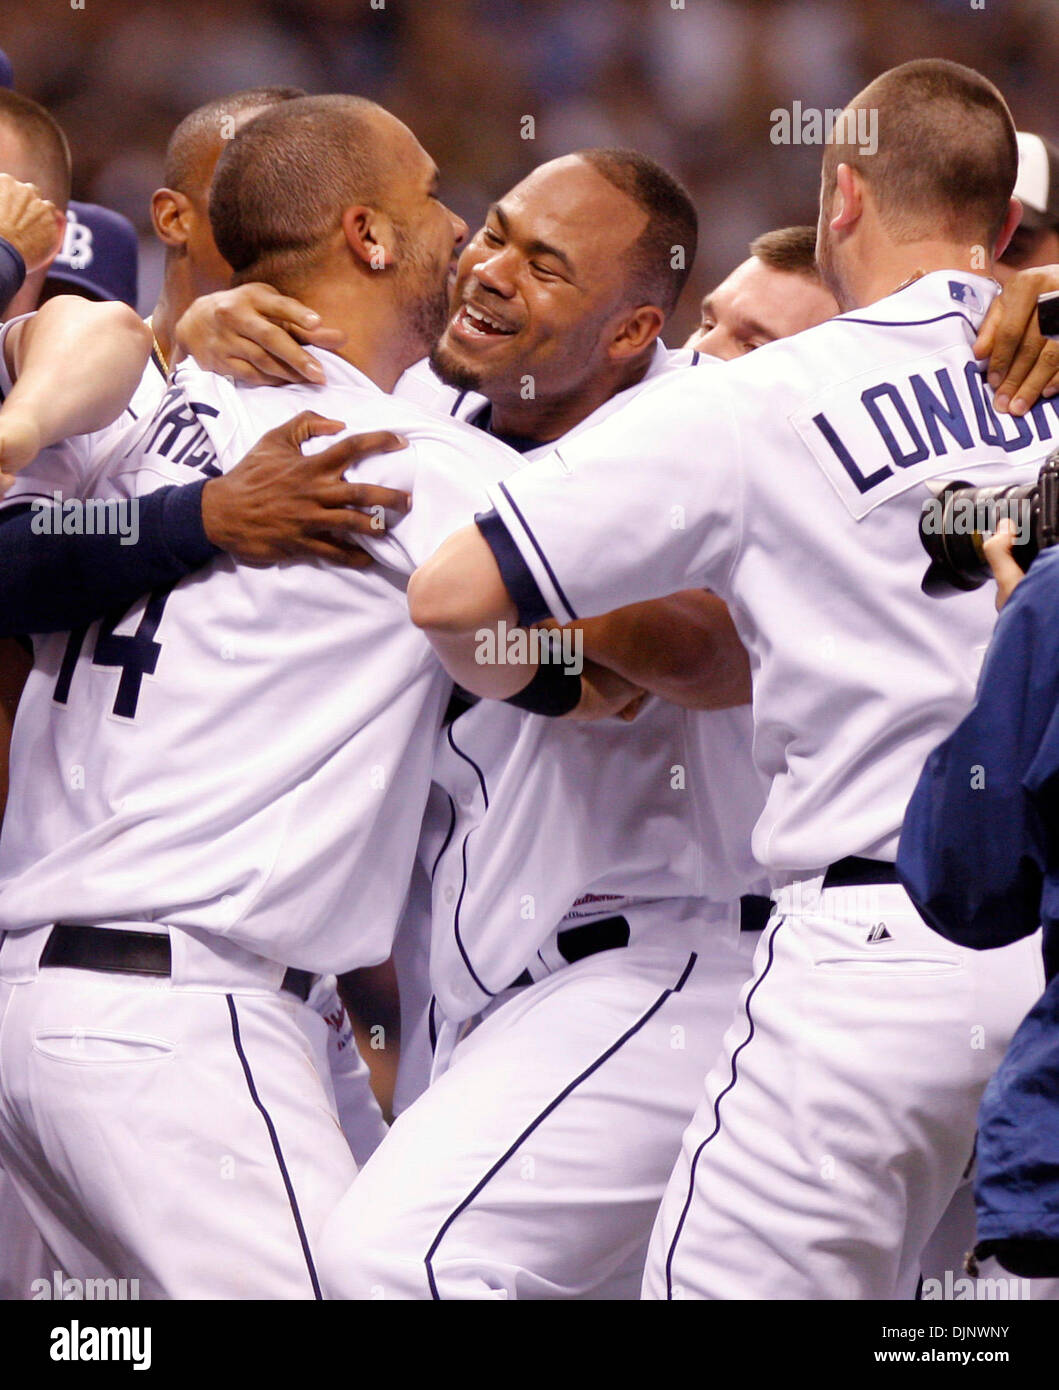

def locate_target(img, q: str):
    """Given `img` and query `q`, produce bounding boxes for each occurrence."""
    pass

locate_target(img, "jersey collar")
[843,269,1000,331]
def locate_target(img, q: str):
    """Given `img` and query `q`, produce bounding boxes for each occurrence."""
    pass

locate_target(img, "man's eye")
[482,228,503,246]
[531,262,559,278]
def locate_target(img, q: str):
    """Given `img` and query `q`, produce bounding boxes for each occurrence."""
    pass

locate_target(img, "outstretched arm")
[0,297,152,485]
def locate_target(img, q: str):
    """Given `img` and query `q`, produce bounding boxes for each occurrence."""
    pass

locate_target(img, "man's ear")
[607,305,665,362]
[993,197,1023,262]
[341,205,397,273]
[151,188,194,250]
[828,162,863,234]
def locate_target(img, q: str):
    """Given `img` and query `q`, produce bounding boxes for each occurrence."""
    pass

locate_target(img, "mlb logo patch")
[949,280,982,313]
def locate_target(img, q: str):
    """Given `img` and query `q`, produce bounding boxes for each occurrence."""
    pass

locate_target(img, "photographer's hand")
[984,519,1025,610]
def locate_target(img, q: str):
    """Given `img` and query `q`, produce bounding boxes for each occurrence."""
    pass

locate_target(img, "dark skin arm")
[974,264,1059,414]
[573,590,751,711]
[199,412,409,566]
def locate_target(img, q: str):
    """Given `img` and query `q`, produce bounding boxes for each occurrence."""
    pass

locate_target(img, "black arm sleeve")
[0,237,26,318]
[0,479,221,635]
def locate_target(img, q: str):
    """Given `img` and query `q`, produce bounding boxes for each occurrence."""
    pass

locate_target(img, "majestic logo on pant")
[866,923,893,943]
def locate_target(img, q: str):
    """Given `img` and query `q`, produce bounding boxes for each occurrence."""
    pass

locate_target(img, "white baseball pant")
[643,876,1044,1300]
[319,925,759,1300]
[0,925,358,1300]
[0,1164,50,1299]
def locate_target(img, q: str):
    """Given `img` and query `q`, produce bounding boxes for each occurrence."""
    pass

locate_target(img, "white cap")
[1014,131,1059,229]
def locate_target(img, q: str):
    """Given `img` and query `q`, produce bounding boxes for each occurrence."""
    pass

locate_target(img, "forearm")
[409,524,527,695]
[423,624,537,700]
[0,483,218,635]
[576,590,751,710]
[2,297,151,455]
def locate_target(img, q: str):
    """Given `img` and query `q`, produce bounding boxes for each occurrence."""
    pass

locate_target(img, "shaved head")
[821,59,1017,249]
[209,94,413,290]
[163,86,305,201]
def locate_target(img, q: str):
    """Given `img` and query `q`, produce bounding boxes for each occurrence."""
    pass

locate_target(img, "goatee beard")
[429,337,484,393]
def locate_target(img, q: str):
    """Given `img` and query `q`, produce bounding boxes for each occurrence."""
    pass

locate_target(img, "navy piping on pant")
[445,722,494,998]
[424,950,699,1299]
[226,995,323,1300]
[663,915,784,1300]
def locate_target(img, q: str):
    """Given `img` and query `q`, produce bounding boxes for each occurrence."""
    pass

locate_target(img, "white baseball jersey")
[398,348,766,1021]
[483,272,1049,871]
[0,344,518,973]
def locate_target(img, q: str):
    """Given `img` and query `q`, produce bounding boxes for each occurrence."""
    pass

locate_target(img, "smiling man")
[426,150,683,443]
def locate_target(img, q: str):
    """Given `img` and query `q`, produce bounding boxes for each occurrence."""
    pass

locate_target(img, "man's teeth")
[462,304,511,334]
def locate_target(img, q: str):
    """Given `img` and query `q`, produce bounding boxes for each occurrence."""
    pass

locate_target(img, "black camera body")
[919,448,1059,596]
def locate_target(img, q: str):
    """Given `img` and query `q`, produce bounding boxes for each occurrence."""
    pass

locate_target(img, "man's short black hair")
[209,94,391,292]
[576,148,698,315]
[164,86,306,194]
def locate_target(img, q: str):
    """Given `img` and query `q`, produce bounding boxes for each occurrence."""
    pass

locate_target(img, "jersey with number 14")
[0,348,518,973]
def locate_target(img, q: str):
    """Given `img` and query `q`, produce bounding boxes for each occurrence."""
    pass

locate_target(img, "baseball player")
[687,225,838,357]
[405,59,1048,1299]
[0,94,518,1298]
[0,87,400,1295]
[315,161,829,1300]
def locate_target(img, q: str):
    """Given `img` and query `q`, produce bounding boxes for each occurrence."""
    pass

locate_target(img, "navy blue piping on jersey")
[430,794,457,881]
[226,995,323,1300]
[475,509,546,630]
[839,309,978,335]
[691,350,701,366]
[428,996,439,1054]
[663,915,784,1300]
[495,480,578,624]
[450,390,469,417]
[424,950,699,1299]
[444,721,494,998]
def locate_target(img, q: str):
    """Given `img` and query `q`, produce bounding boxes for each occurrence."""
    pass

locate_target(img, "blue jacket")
[898,545,1059,974]
[898,545,1059,1273]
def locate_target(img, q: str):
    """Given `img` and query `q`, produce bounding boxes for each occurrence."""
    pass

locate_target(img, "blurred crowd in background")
[3,0,1059,341]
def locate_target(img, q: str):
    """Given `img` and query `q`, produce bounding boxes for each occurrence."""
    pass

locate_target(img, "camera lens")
[920,481,1039,595]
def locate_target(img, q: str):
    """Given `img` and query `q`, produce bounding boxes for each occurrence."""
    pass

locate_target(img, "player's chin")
[442,316,520,363]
